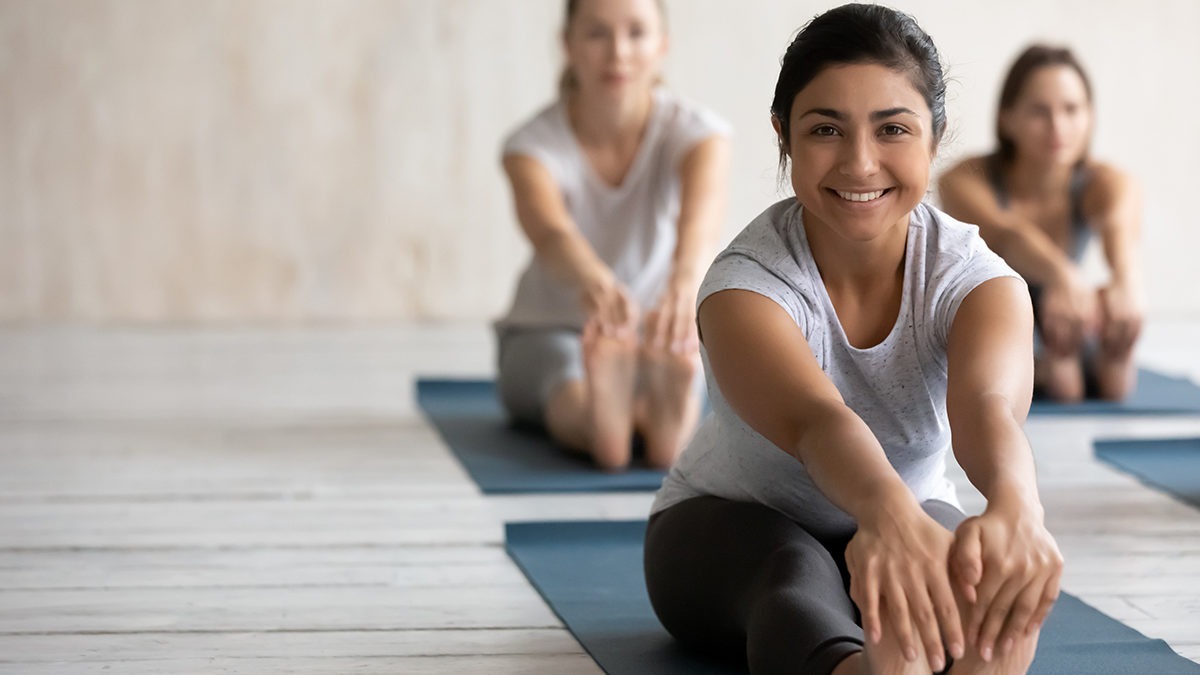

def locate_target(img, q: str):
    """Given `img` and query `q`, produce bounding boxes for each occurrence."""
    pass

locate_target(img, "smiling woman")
[643,4,1061,675]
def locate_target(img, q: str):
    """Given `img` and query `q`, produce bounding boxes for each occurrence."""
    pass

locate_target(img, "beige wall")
[2,0,1197,322]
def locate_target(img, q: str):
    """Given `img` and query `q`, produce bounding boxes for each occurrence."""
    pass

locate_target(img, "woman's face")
[1001,65,1093,166]
[777,63,936,245]
[563,0,667,98]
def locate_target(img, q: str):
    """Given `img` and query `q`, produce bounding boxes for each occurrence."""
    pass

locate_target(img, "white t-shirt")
[651,199,1023,539]
[497,89,731,331]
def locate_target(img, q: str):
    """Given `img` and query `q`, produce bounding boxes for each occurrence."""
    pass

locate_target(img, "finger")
[885,577,919,662]
[952,521,982,602]
[1029,562,1062,633]
[997,575,1046,653]
[671,303,691,353]
[977,576,1023,662]
[968,568,1006,646]
[643,308,666,348]
[851,556,882,645]
[909,582,946,672]
[930,576,965,660]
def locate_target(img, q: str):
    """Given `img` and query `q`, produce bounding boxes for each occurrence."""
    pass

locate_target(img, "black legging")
[644,495,965,675]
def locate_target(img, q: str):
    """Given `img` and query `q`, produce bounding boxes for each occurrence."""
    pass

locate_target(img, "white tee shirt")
[651,199,1023,539]
[497,89,731,331]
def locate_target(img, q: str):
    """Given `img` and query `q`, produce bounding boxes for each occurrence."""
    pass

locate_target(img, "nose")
[838,131,879,178]
[610,33,632,61]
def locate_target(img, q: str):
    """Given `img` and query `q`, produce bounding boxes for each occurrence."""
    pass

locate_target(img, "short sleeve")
[930,229,1024,347]
[698,249,811,337]
[500,104,567,182]
[664,98,733,168]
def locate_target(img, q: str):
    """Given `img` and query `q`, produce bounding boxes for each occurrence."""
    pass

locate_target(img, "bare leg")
[579,323,638,470]
[831,651,866,675]
[1090,338,1138,402]
[633,342,701,469]
[1034,351,1085,403]
[543,379,590,454]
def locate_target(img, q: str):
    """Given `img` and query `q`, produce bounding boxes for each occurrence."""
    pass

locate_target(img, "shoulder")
[655,89,733,144]
[1081,160,1140,212]
[914,203,1000,265]
[937,155,992,191]
[501,99,570,159]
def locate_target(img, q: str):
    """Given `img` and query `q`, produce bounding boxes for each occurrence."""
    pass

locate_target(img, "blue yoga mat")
[506,520,1200,675]
[1030,368,1200,416]
[1095,437,1200,509]
[416,379,667,494]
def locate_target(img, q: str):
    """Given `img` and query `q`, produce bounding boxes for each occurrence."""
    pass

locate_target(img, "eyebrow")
[799,107,921,121]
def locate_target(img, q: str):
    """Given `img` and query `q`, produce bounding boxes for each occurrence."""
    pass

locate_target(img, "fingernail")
[981,645,993,662]
[905,647,918,662]
[932,656,945,672]
[950,643,964,659]
[1003,637,1014,654]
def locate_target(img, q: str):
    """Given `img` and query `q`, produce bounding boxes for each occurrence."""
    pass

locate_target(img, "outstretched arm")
[1083,164,1144,353]
[701,289,964,671]
[946,276,1063,662]
[503,154,636,335]
[939,161,1095,354]
[645,136,730,353]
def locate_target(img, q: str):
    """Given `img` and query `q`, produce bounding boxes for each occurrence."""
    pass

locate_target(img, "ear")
[771,114,788,153]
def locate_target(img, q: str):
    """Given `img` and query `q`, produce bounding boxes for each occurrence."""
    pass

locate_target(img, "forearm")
[529,228,612,293]
[667,213,719,295]
[953,393,1043,515]
[1100,227,1141,289]
[986,223,1077,289]
[793,405,921,523]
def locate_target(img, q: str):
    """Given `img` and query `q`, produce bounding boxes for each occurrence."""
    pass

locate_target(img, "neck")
[567,87,654,144]
[1006,154,1077,198]
[805,212,909,293]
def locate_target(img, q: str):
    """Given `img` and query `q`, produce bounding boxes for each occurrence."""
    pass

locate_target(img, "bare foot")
[862,629,936,675]
[948,630,1038,675]
[582,320,638,470]
[634,341,701,469]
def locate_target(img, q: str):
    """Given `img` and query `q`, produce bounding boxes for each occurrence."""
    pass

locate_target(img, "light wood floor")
[1,323,1198,673]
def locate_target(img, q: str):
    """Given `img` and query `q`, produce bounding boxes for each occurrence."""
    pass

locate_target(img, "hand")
[847,504,965,672]
[951,502,1063,662]
[1098,282,1143,355]
[643,282,699,354]
[580,272,638,339]
[1039,268,1098,356]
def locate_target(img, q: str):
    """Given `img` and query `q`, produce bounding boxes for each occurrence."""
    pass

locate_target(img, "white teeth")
[835,189,886,202]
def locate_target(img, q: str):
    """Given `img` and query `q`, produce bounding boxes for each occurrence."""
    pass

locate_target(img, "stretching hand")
[1039,268,1098,356]
[951,502,1063,662]
[1098,282,1143,355]
[847,504,965,672]
[644,282,700,354]
[580,271,638,339]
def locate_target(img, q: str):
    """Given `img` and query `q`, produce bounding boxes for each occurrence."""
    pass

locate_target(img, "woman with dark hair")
[496,0,731,469]
[644,5,1060,674]
[940,45,1143,402]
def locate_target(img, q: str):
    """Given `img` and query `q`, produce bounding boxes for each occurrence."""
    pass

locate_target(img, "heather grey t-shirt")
[497,89,731,331]
[651,199,1023,539]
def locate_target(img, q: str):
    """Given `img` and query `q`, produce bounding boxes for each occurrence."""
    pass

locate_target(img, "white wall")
[2,0,1196,322]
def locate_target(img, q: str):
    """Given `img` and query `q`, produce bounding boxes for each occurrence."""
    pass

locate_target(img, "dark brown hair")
[558,0,668,95]
[995,44,1094,164]
[770,4,947,177]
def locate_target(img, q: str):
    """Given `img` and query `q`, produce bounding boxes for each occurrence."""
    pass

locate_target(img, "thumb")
[953,519,983,602]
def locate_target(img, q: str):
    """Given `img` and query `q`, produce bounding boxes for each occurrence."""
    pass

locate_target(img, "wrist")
[984,485,1044,523]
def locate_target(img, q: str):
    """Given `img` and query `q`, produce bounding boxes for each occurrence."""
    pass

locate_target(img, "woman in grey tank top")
[939,46,1143,402]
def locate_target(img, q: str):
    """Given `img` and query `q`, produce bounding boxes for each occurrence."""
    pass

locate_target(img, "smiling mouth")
[831,188,892,203]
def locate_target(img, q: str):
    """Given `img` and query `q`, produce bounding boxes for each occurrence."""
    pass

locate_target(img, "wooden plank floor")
[1,323,1198,673]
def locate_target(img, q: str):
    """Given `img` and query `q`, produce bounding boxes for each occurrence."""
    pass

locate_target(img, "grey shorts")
[495,327,584,426]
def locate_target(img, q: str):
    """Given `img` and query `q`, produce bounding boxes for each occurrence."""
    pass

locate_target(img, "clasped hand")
[846,503,1062,671]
